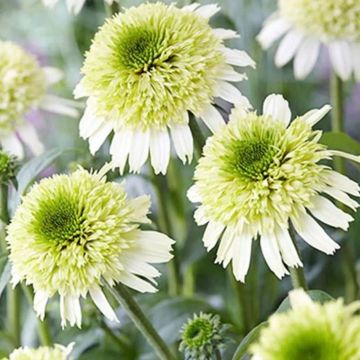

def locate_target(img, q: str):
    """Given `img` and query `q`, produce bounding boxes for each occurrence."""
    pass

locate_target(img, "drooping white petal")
[232,230,253,282]
[294,38,320,79]
[187,185,201,203]
[325,171,360,197]
[275,30,304,67]
[150,128,170,175]
[170,122,193,164]
[128,129,150,173]
[289,289,313,309]
[328,41,352,81]
[194,4,220,19]
[119,272,157,293]
[292,212,340,255]
[119,255,161,281]
[33,290,49,321]
[323,186,359,211]
[257,17,292,49]
[260,233,289,279]
[40,95,79,118]
[194,207,208,226]
[330,150,360,164]
[60,295,82,328]
[215,81,244,104]
[66,0,86,14]
[79,103,104,139]
[217,66,248,82]
[213,28,239,40]
[216,227,236,267]
[1,133,24,158]
[203,221,225,251]
[128,195,151,224]
[351,43,360,81]
[262,94,291,126]
[275,227,302,268]
[73,80,88,99]
[110,128,133,174]
[89,287,119,323]
[42,66,63,86]
[199,104,225,133]
[17,122,44,156]
[302,105,332,126]
[181,3,200,12]
[88,123,112,155]
[222,48,256,68]
[309,195,353,231]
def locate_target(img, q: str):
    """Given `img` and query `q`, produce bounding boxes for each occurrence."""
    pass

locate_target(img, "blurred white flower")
[257,0,360,81]
[42,0,114,15]
[0,41,78,159]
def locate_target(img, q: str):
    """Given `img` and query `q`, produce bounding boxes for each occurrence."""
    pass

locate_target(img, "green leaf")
[0,261,11,299]
[276,290,334,313]
[231,322,267,360]
[320,132,360,155]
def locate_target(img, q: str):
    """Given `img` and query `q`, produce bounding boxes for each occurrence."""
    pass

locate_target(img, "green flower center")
[233,140,278,180]
[36,194,85,244]
[183,318,214,348]
[117,27,167,73]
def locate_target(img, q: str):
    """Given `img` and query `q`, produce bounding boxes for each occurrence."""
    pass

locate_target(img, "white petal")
[88,123,112,155]
[73,80,88,99]
[199,104,225,133]
[170,122,193,164]
[302,105,332,126]
[1,133,24,158]
[216,227,236,267]
[119,272,157,293]
[352,43,360,81]
[325,171,360,197]
[129,129,150,173]
[79,103,104,139]
[213,28,239,40]
[323,186,359,211]
[17,122,44,156]
[292,212,340,255]
[217,66,248,82]
[294,38,320,79]
[215,81,244,104]
[187,185,201,203]
[119,255,160,281]
[262,94,291,125]
[330,150,360,164]
[289,289,313,309]
[150,128,170,175]
[110,128,133,174]
[328,41,352,81]
[60,295,82,328]
[182,3,200,12]
[89,287,119,323]
[260,234,289,279]
[42,0,58,8]
[40,95,79,118]
[309,195,353,231]
[43,67,63,85]
[275,227,302,268]
[194,207,208,226]
[33,290,49,321]
[128,195,151,224]
[257,17,292,49]
[203,221,225,251]
[194,4,220,19]
[66,0,86,14]
[222,48,256,68]
[232,230,253,282]
[275,30,304,67]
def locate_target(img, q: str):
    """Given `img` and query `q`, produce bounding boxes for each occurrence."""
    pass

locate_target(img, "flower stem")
[289,229,308,290]
[105,282,177,360]
[215,349,222,360]
[189,118,206,159]
[330,71,359,301]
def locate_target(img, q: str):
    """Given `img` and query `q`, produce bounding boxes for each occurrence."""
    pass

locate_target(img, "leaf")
[320,132,360,155]
[0,261,11,299]
[276,289,334,313]
[231,322,267,360]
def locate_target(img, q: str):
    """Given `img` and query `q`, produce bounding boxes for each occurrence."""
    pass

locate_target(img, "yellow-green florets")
[4,344,72,360]
[80,2,224,130]
[194,111,328,233]
[6,167,149,297]
[0,150,18,185]
[279,0,360,42]
[179,313,227,360]
[250,291,360,360]
[0,41,46,133]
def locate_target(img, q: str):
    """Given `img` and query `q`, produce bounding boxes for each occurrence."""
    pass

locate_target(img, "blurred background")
[0,0,360,359]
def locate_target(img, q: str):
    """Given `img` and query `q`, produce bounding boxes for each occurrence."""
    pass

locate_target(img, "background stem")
[289,229,308,290]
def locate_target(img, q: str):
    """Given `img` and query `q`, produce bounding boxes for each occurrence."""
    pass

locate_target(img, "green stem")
[330,72,359,300]
[289,230,308,290]
[188,118,206,159]
[105,282,176,360]
[215,349,222,360]
[100,320,132,350]
[21,284,53,346]
[150,170,181,296]
[0,184,9,224]
[7,286,21,347]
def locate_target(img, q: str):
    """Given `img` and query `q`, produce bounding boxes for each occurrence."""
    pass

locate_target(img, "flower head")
[0,40,78,159]
[188,94,360,281]
[257,0,360,80]
[179,312,227,360]
[250,289,360,360]
[0,150,18,185]
[42,0,115,15]
[4,343,73,360]
[75,2,254,174]
[6,165,174,327]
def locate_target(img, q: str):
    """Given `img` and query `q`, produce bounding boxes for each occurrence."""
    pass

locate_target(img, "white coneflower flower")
[257,0,360,81]
[74,2,255,174]
[188,94,360,281]
[0,41,78,159]
[6,165,174,328]
[42,0,115,15]
[250,289,360,360]
[4,343,74,360]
